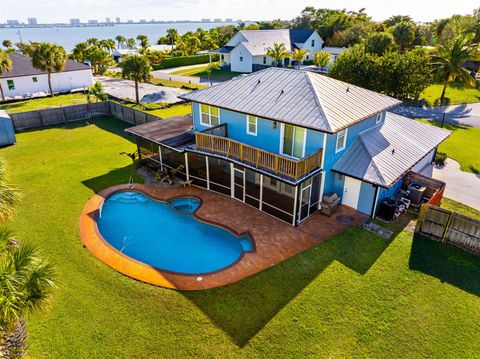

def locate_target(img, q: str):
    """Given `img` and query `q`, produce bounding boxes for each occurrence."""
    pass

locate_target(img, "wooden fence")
[416,204,480,256]
[9,101,165,131]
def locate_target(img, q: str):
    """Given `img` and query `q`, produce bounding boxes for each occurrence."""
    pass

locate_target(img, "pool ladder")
[128,176,135,190]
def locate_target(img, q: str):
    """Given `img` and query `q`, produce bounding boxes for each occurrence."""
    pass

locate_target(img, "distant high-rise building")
[214,18,221,22]
[88,19,98,25]
[225,18,233,22]
[105,17,111,23]
[139,19,146,23]
[127,20,133,23]
[27,18,38,25]
[116,17,121,23]
[70,18,80,25]
[201,18,211,22]
[6,20,19,25]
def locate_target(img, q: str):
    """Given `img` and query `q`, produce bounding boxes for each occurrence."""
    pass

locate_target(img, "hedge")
[152,54,220,69]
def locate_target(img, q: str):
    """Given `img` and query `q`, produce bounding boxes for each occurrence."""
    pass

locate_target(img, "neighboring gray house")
[213,29,325,73]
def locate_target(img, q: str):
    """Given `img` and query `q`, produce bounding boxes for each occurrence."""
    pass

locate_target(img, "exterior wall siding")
[229,44,253,73]
[357,181,376,215]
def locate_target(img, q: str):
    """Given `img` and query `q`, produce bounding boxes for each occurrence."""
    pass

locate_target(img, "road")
[392,102,480,128]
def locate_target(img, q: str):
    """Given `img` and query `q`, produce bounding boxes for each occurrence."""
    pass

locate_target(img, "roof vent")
[391,149,395,155]
[280,89,284,95]
[346,87,349,92]
[257,79,261,84]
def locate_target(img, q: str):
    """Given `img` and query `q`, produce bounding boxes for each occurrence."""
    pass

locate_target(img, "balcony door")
[281,124,306,158]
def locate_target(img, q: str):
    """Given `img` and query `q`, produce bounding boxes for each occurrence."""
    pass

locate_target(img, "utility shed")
[0,110,15,146]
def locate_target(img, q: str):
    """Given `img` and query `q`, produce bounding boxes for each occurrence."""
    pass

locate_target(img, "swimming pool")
[97,191,253,275]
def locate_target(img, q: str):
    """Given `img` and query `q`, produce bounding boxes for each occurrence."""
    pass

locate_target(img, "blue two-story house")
[126,67,450,225]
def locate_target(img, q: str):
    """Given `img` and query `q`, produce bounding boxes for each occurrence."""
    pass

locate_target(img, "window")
[311,39,315,47]
[6,80,14,90]
[376,113,382,124]
[336,128,347,153]
[246,115,257,135]
[32,77,38,83]
[240,56,243,62]
[306,55,309,60]
[281,124,305,158]
[263,56,266,64]
[200,104,220,126]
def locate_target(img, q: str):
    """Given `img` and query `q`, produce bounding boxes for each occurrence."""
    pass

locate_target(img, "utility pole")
[16,29,23,43]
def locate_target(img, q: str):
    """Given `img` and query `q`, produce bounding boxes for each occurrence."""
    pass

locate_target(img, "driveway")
[421,158,480,211]
[392,103,480,128]
[96,76,187,103]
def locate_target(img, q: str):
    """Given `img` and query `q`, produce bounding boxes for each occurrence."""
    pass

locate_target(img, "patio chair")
[321,192,341,216]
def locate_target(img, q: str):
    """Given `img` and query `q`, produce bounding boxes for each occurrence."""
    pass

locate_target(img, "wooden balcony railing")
[195,132,323,180]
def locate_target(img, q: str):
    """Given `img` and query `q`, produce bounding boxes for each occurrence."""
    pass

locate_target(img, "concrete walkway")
[154,63,210,74]
[150,70,219,87]
[421,158,480,211]
[392,102,480,128]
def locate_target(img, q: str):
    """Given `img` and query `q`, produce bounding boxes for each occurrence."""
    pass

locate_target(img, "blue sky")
[1,0,479,23]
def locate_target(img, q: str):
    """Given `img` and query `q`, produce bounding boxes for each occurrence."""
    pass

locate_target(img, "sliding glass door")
[282,124,305,158]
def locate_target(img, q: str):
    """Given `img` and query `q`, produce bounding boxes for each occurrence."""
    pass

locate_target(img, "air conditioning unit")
[408,183,426,205]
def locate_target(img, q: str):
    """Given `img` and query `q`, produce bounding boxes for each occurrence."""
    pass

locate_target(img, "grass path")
[1,118,479,358]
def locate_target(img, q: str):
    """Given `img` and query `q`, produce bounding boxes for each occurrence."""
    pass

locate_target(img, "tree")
[84,47,114,75]
[15,42,36,56]
[126,38,136,50]
[206,62,220,83]
[364,32,395,55]
[136,34,149,49]
[266,43,291,67]
[292,48,309,69]
[119,54,151,104]
[100,39,116,53]
[383,15,413,27]
[31,43,67,97]
[2,40,12,49]
[0,230,55,358]
[431,33,479,105]
[391,21,416,53]
[115,35,126,49]
[0,51,13,101]
[87,81,108,102]
[313,51,332,72]
[166,28,179,50]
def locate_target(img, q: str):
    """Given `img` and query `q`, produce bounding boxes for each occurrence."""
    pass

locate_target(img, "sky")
[0,0,478,23]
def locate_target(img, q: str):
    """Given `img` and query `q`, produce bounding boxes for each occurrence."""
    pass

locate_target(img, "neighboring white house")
[213,29,327,73]
[0,53,93,100]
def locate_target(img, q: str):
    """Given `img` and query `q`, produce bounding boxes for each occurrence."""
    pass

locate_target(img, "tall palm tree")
[166,28,179,51]
[0,231,55,358]
[0,157,19,221]
[87,81,108,103]
[31,43,67,97]
[2,40,12,49]
[119,54,152,104]
[266,43,291,67]
[391,21,415,53]
[136,35,149,49]
[314,51,332,72]
[431,33,479,106]
[292,48,309,69]
[0,51,13,101]
[100,39,116,53]
[115,35,126,49]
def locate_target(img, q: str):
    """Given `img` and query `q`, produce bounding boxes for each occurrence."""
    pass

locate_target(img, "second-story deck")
[194,124,323,181]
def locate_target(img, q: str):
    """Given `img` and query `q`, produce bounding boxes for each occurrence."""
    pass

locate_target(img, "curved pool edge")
[79,184,256,290]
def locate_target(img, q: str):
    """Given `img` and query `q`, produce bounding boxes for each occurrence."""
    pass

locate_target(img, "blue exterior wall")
[357,181,376,215]
[373,175,405,215]
[192,102,325,157]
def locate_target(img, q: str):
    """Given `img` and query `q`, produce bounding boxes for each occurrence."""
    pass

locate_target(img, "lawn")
[0,93,88,113]
[420,81,480,106]
[171,64,243,82]
[442,197,480,220]
[419,120,480,174]
[1,117,479,358]
[124,102,192,118]
[105,70,205,90]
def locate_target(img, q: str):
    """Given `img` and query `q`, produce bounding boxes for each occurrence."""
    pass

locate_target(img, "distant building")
[70,18,80,25]
[139,19,146,23]
[225,18,233,22]
[201,18,211,22]
[116,17,121,23]
[214,18,221,22]
[88,20,98,25]
[105,17,111,23]
[27,18,38,25]
[0,53,93,99]
[127,20,133,23]
[6,20,19,25]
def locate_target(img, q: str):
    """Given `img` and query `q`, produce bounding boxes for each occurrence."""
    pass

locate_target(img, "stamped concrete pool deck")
[80,184,368,290]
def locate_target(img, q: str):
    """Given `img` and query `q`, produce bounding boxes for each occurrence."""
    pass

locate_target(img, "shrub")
[151,54,219,69]
[434,151,447,166]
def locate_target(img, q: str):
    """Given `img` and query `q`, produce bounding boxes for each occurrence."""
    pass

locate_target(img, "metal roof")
[180,67,401,133]
[332,113,451,187]
[0,53,91,79]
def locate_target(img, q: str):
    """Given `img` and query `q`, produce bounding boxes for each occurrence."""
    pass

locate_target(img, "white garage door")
[413,149,435,172]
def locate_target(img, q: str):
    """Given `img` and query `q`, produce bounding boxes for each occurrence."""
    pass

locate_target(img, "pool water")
[97,191,253,274]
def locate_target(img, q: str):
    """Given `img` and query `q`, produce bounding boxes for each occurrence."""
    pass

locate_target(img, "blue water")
[168,197,201,213]
[97,191,252,274]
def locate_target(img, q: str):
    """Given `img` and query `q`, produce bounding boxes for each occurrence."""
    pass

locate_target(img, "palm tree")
[0,157,19,221]
[431,33,479,106]
[0,51,13,101]
[126,38,136,50]
[0,231,55,358]
[119,54,152,104]
[314,51,332,72]
[100,39,116,53]
[391,21,415,53]
[266,43,291,67]
[31,43,67,97]
[87,82,108,102]
[115,35,126,49]
[166,28,179,51]
[137,34,149,49]
[292,48,309,69]
[2,40,12,49]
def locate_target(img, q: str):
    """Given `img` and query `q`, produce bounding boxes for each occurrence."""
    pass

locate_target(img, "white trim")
[372,185,380,218]
[292,186,299,226]
[335,128,348,153]
[184,153,189,181]
[205,156,210,190]
[318,134,327,208]
[298,184,312,223]
[259,174,263,210]
[158,145,163,170]
[246,114,258,136]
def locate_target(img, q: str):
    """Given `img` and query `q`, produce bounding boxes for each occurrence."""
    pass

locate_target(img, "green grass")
[171,64,243,82]
[420,81,480,106]
[419,120,480,174]
[0,93,88,113]
[1,118,479,357]
[124,102,192,118]
[105,70,205,90]
[442,197,480,220]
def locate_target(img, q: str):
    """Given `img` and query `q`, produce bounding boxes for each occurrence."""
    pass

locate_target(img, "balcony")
[194,124,323,181]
